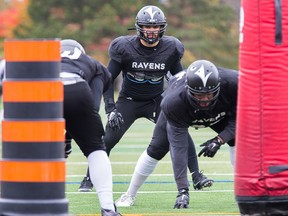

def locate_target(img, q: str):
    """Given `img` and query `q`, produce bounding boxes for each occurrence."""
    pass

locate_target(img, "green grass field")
[66,114,240,216]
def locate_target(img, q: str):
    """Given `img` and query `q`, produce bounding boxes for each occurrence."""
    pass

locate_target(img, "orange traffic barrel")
[0,39,68,215]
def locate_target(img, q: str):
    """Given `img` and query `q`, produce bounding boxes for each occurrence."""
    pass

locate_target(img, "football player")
[119,60,237,209]
[78,5,213,203]
[60,39,121,216]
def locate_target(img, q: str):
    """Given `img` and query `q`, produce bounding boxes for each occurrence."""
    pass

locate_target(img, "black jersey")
[61,51,111,94]
[108,35,184,101]
[161,67,238,143]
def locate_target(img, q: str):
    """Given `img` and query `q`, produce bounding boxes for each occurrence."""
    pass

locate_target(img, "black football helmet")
[186,60,220,110]
[135,5,167,44]
[61,39,85,54]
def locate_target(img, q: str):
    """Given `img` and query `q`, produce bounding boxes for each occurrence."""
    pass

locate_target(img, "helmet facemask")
[187,84,220,110]
[136,24,166,44]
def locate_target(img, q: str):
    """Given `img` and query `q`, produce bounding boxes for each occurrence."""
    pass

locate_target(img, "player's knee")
[147,147,166,160]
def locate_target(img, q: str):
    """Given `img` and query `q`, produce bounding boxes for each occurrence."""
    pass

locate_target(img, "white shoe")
[115,193,136,207]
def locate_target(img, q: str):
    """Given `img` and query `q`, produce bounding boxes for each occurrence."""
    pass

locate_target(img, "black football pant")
[64,82,106,157]
[147,111,195,190]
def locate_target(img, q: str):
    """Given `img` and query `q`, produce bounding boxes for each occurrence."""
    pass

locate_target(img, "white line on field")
[66,173,233,178]
[66,161,231,165]
[66,190,234,195]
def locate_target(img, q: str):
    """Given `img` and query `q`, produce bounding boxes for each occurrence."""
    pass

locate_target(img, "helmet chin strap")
[147,38,159,44]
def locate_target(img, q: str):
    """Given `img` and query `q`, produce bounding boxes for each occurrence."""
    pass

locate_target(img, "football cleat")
[192,170,214,190]
[115,193,136,207]
[101,206,122,216]
[174,188,189,209]
[78,176,93,192]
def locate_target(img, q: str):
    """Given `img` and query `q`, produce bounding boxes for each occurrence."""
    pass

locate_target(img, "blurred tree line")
[7,0,240,69]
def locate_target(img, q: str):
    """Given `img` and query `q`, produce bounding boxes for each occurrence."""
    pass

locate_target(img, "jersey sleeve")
[175,37,185,57]
[169,37,185,75]
[96,62,112,93]
[218,115,236,143]
[88,60,112,112]
[102,59,123,113]
[108,36,125,63]
[217,68,238,143]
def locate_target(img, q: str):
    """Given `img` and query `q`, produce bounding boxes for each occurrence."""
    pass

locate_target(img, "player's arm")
[198,115,236,158]
[169,59,184,76]
[218,116,236,144]
[198,108,236,158]
[90,62,112,112]
[90,78,104,112]
[103,59,124,130]
[169,39,185,75]
[218,79,237,143]
[199,71,237,158]
[103,59,121,113]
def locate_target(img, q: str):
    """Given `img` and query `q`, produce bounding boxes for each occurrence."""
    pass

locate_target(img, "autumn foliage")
[0,0,29,38]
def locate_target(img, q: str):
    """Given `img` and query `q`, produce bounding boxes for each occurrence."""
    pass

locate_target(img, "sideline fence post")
[0,39,68,215]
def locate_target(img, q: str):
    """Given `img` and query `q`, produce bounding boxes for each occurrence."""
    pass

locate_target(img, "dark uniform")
[60,39,121,216]
[81,34,211,187]
[79,5,212,195]
[151,67,238,191]
[61,48,111,156]
[103,35,211,187]
[104,35,186,153]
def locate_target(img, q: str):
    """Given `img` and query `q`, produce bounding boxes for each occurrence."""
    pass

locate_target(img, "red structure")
[0,39,68,215]
[235,0,288,215]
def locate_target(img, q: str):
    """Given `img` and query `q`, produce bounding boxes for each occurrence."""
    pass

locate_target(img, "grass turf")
[66,116,240,216]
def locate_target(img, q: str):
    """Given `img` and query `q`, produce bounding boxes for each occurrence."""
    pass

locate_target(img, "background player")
[78,5,213,197]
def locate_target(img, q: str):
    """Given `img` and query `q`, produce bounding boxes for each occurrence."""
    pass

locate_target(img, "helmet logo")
[144,6,158,22]
[194,64,212,87]
[61,47,82,60]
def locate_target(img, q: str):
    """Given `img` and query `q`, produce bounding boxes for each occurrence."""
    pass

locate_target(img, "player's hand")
[173,188,189,209]
[107,109,124,131]
[198,136,223,157]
